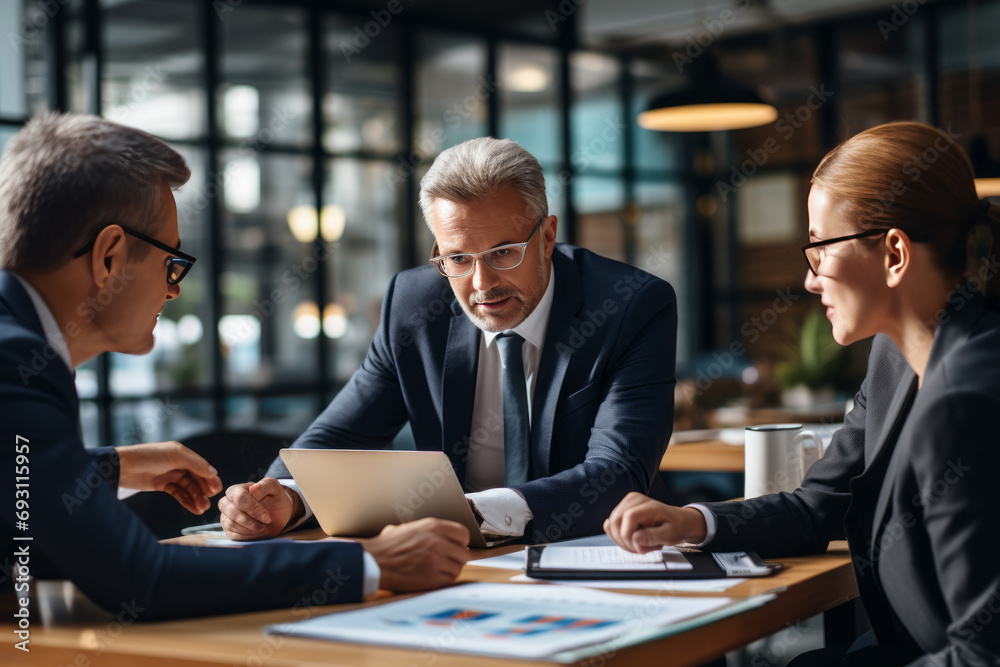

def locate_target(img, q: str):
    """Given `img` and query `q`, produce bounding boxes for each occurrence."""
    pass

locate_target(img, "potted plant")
[775,307,849,407]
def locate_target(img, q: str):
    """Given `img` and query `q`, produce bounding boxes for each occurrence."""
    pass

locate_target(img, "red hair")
[812,121,998,308]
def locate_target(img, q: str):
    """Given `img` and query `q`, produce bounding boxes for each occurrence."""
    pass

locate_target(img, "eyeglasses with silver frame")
[429,218,545,278]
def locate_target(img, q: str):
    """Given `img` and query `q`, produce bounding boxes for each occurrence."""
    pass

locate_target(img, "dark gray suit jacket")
[268,244,678,543]
[703,288,1000,666]
[0,270,367,619]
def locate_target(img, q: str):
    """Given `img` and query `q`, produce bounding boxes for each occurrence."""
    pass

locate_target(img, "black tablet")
[525,546,783,580]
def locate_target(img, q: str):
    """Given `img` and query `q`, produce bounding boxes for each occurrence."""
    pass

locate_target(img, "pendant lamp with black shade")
[637,52,778,133]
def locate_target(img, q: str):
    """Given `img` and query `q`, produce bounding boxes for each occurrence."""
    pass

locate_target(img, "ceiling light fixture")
[638,53,777,132]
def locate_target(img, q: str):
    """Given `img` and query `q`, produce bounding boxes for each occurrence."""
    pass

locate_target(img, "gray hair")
[0,112,190,272]
[418,137,548,234]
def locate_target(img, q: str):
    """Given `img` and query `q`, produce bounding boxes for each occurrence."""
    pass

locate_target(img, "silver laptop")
[279,449,512,548]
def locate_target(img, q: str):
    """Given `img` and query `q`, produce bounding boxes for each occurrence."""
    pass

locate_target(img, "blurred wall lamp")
[287,204,347,243]
[292,301,349,339]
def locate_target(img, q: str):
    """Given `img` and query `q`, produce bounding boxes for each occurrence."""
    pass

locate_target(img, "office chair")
[122,430,294,539]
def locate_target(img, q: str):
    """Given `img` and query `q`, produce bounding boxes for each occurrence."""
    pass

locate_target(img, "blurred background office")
[1,0,998,452]
[4,1,999,662]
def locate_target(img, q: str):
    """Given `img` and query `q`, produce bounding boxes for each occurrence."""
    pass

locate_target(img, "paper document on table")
[550,593,776,663]
[266,583,733,661]
[511,574,746,592]
[469,550,527,570]
[543,533,618,547]
[538,546,693,571]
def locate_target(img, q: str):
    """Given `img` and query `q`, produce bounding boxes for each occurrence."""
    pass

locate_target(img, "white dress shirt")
[464,270,555,536]
[684,504,718,546]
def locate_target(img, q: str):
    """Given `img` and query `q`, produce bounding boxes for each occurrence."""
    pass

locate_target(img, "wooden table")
[2,532,858,667]
[660,439,745,472]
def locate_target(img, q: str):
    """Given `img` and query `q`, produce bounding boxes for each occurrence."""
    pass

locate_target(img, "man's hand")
[359,518,471,592]
[219,477,300,541]
[115,441,223,515]
[603,492,707,553]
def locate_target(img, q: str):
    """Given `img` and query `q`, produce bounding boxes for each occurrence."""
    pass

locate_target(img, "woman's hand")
[604,492,708,553]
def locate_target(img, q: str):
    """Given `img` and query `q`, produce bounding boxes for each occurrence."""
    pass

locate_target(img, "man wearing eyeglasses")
[0,113,470,620]
[221,137,678,546]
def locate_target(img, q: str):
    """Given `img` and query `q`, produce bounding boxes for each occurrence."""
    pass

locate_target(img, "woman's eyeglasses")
[801,228,891,276]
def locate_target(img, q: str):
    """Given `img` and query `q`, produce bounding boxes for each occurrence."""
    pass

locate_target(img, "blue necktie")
[496,332,530,486]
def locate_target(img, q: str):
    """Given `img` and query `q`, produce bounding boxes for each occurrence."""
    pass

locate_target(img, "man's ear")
[884,228,911,288]
[88,225,128,289]
[542,215,558,259]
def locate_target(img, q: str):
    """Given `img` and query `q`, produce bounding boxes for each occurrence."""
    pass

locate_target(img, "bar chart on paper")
[267,583,735,660]
[392,607,621,637]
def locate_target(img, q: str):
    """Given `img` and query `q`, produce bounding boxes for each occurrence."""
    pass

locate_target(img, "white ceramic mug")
[744,424,822,499]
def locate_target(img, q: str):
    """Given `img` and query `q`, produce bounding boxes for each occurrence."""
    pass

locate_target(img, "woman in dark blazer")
[603,122,1000,666]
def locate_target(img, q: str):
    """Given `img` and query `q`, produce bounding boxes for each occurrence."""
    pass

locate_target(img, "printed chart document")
[266,583,738,661]
[510,574,747,593]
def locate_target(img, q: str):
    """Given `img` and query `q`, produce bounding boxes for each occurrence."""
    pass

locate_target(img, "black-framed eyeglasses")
[429,218,545,278]
[801,228,891,276]
[72,225,197,285]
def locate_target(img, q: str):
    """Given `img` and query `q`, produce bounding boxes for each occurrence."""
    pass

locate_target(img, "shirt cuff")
[684,504,717,547]
[276,479,314,531]
[466,488,533,537]
[361,551,381,596]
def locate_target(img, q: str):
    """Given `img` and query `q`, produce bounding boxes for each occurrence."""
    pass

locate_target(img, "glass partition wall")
[3,0,996,446]
[0,0,688,447]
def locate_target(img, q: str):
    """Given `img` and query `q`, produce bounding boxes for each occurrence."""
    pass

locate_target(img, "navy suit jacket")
[703,289,1000,666]
[268,244,678,543]
[0,270,366,620]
